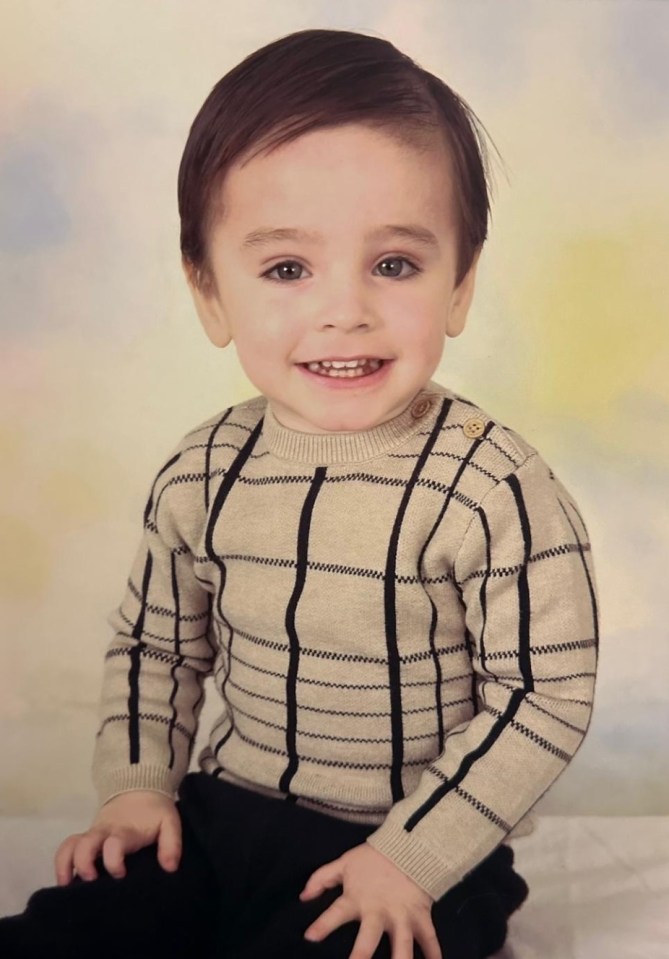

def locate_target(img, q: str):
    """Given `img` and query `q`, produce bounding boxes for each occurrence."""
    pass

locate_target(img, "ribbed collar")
[262,381,448,466]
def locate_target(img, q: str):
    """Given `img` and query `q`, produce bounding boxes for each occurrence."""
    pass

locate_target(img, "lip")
[297,355,388,364]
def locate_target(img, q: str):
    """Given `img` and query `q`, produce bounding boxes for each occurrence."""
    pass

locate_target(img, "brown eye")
[263,261,304,281]
[375,257,420,278]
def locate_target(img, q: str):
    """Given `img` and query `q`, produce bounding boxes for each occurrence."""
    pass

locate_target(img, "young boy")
[0,27,598,959]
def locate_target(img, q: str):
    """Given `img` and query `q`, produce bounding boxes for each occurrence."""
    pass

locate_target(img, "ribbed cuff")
[94,765,178,807]
[365,821,462,902]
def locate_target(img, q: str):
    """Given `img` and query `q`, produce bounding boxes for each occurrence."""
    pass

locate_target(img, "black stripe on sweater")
[404,686,527,830]
[203,418,264,757]
[384,399,455,802]
[415,399,453,753]
[143,454,181,526]
[279,467,327,796]
[456,785,512,831]
[166,551,181,769]
[204,408,233,511]
[204,418,264,619]
[128,549,153,763]
[417,412,494,752]
[404,459,535,832]
[506,473,534,693]
[477,508,494,677]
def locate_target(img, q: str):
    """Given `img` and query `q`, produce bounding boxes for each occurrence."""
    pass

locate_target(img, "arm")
[365,452,599,901]
[91,452,217,806]
[56,451,217,883]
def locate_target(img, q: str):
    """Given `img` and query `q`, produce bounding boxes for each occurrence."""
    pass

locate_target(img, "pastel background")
[1,0,667,820]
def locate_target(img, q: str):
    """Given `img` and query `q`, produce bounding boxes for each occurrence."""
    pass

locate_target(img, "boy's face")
[187,123,479,434]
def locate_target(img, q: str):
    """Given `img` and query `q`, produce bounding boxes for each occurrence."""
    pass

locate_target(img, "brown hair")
[178,28,498,289]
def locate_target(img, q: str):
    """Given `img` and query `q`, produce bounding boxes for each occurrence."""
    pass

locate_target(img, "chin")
[273,393,405,434]
[316,413,385,433]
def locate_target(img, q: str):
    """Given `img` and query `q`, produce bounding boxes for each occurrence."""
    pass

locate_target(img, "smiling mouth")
[300,358,385,378]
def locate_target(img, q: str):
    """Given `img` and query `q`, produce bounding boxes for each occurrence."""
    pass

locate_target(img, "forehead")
[214,124,456,238]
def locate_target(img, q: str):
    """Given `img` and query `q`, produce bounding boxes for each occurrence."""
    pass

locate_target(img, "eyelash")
[261,256,422,283]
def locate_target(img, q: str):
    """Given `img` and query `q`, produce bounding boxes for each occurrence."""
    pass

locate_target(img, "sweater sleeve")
[366,451,599,900]
[91,455,217,807]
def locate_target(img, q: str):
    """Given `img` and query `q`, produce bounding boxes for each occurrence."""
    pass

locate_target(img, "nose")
[317,279,375,333]
[320,316,371,333]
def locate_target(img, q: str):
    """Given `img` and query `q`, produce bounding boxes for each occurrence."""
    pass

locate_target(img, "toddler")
[0,27,599,959]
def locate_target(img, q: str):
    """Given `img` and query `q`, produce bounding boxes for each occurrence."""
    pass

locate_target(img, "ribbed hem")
[262,381,448,465]
[94,765,177,807]
[366,821,463,902]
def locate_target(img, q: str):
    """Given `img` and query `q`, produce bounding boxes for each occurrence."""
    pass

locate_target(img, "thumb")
[156,812,182,873]
[300,859,342,900]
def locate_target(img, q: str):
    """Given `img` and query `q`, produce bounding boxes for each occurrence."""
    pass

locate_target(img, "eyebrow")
[241,224,440,250]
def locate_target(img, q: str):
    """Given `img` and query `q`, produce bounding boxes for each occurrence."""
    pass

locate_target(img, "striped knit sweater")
[92,380,599,900]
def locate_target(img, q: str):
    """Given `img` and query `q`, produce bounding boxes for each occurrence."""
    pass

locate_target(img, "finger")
[101,834,128,879]
[300,860,343,900]
[414,920,442,959]
[348,917,385,959]
[157,813,182,872]
[71,830,106,882]
[304,895,356,942]
[54,834,80,886]
[389,926,419,959]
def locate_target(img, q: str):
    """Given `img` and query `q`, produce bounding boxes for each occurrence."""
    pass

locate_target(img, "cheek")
[259,326,294,358]
[233,321,293,379]
[236,288,296,344]
[416,333,446,370]
[389,308,446,361]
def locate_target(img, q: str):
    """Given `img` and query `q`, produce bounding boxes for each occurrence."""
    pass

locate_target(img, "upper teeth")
[306,358,382,377]
[308,359,379,369]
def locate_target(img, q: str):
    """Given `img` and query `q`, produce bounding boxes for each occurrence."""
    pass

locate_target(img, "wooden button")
[463,416,486,438]
[410,398,432,419]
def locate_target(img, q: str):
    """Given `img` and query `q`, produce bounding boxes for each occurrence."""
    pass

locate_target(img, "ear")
[182,258,232,348]
[445,249,481,339]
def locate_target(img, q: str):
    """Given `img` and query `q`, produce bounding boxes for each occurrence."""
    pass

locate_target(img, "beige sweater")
[92,380,599,900]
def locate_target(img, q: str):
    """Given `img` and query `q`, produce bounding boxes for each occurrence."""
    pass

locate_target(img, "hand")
[54,790,181,886]
[299,842,442,959]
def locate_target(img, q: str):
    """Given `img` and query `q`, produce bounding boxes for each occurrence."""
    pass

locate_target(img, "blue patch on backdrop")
[610,3,669,128]
[310,0,528,95]
[0,146,71,254]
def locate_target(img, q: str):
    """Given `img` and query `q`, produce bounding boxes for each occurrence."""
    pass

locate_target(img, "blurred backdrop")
[1,0,668,819]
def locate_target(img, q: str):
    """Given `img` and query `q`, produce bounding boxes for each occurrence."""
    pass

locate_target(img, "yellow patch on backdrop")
[511,217,669,459]
[38,441,113,525]
[0,425,22,465]
[0,514,49,598]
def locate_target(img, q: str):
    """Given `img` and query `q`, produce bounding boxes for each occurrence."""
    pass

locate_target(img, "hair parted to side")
[178,28,499,290]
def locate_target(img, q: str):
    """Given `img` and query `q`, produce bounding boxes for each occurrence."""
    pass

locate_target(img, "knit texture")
[92,381,599,900]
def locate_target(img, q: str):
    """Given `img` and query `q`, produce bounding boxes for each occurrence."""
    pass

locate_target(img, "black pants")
[0,773,529,959]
